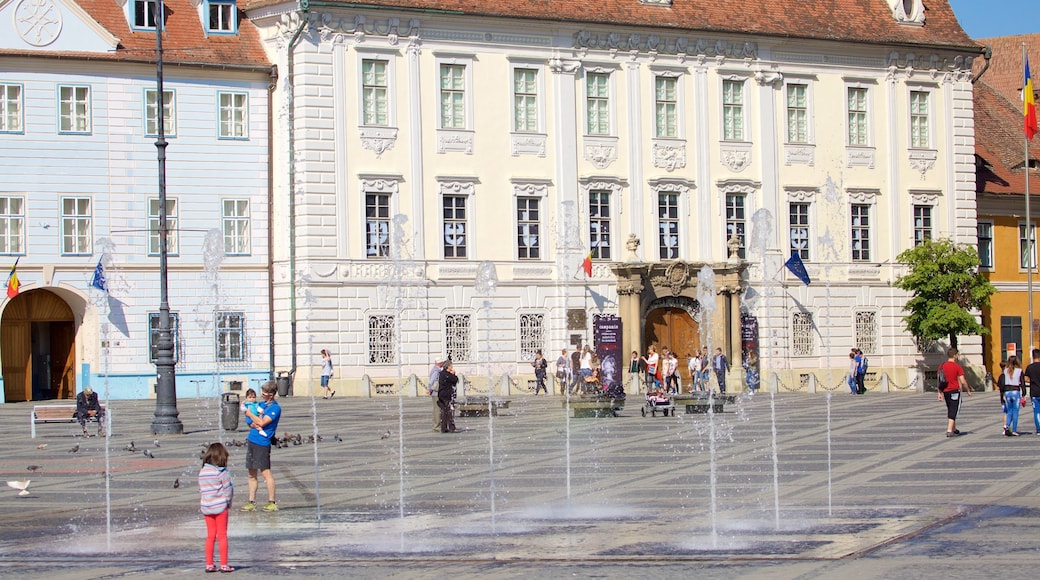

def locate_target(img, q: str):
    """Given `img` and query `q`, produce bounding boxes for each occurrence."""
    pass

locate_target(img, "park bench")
[31,404,110,438]
[563,396,625,418]
[455,397,511,417]
[670,393,735,414]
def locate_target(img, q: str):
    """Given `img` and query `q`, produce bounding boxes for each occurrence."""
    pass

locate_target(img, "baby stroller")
[641,389,674,417]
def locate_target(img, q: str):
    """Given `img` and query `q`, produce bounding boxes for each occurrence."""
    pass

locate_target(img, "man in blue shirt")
[241,381,282,512]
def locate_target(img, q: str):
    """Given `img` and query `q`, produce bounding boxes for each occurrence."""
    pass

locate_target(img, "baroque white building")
[245,0,984,396]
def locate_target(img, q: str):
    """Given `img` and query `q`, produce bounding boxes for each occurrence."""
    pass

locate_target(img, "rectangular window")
[586,72,610,135]
[913,205,932,246]
[513,68,538,133]
[0,196,25,254]
[851,204,871,261]
[658,193,679,260]
[148,198,179,256]
[910,90,929,148]
[517,197,540,260]
[207,0,235,33]
[145,89,175,137]
[366,193,390,258]
[215,312,245,362]
[848,87,868,146]
[977,222,993,269]
[654,76,677,138]
[221,199,249,255]
[519,313,545,362]
[218,92,248,138]
[722,79,744,141]
[59,85,91,133]
[443,195,467,259]
[855,311,878,355]
[0,84,22,133]
[61,196,91,255]
[725,193,746,259]
[1000,316,1023,361]
[368,314,396,364]
[445,314,471,363]
[589,190,611,260]
[786,83,808,143]
[789,202,810,260]
[133,0,159,28]
[792,312,814,356]
[1020,224,1036,269]
[439,64,466,129]
[148,312,180,363]
[362,59,389,126]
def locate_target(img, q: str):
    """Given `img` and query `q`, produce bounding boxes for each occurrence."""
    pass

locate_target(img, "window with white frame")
[847,87,869,146]
[855,311,878,355]
[726,193,746,259]
[207,0,236,33]
[913,205,932,246]
[362,59,389,126]
[145,89,175,137]
[658,192,679,260]
[61,196,91,255]
[851,204,871,261]
[792,312,814,356]
[58,85,91,133]
[445,314,471,363]
[517,197,540,260]
[909,90,929,148]
[789,202,810,260]
[368,314,396,364]
[218,91,248,138]
[221,199,250,255]
[586,72,610,135]
[366,192,390,258]
[132,0,159,29]
[0,196,24,254]
[148,198,178,256]
[148,312,180,363]
[0,84,22,133]
[722,79,745,141]
[439,64,466,129]
[443,195,467,259]
[655,75,678,138]
[519,313,544,361]
[977,221,993,269]
[786,83,808,143]
[215,312,245,362]
[513,68,538,133]
[589,190,611,260]
[1020,223,1036,269]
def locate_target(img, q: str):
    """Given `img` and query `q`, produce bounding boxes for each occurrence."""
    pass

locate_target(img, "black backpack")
[937,367,948,391]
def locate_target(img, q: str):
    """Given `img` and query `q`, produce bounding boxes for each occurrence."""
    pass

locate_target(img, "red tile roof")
[242,0,978,50]
[974,80,1040,196]
[0,0,270,70]
[971,34,1040,106]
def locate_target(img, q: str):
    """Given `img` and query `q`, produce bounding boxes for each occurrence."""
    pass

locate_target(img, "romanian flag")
[581,252,593,277]
[6,258,19,298]
[1027,57,1037,141]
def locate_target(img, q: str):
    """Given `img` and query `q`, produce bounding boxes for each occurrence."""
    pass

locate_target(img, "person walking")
[847,351,859,395]
[569,348,582,395]
[855,348,868,394]
[579,345,594,393]
[199,442,234,573]
[937,347,972,437]
[686,353,700,392]
[532,349,548,395]
[438,361,459,433]
[641,346,660,391]
[556,349,570,395]
[429,358,444,432]
[664,352,679,393]
[1024,349,1040,435]
[713,347,730,394]
[1002,356,1023,437]
[320,349,335,399]
[241,381,282,512]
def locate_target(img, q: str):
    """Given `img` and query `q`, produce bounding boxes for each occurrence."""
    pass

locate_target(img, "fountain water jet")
[475,260,499,536]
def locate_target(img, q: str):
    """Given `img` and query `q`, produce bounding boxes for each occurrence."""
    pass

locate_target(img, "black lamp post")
[151,0,183,435]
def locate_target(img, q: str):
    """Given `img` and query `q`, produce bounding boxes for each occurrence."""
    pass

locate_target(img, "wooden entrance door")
[1,290,76,402]
[644,307,700,383]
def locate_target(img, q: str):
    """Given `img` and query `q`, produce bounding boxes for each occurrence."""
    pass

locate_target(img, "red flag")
[1027,57,1037,140]
[581,252,593,277]
[6,258,20,298]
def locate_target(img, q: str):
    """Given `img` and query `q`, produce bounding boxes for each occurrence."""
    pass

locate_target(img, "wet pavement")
[1,390,1038,578]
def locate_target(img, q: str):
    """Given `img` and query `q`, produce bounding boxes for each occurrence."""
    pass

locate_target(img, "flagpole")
[1026,42,1035,354]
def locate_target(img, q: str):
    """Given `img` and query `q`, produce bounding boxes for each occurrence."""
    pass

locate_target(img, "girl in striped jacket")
[199,442,234,573]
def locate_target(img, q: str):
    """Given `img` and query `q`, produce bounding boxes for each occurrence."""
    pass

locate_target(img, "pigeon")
[173,478,180,489]
[153,439,161,448]
[68,444,79,453]
[36,444,47,450]
[333,434,342,442]
[143,449,155,458]
[6,480,30,497]
[124,441,137,452]
[380,430,391,440]
[26,465,41,473]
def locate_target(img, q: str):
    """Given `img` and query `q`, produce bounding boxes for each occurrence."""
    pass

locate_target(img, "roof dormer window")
[889,0,925,26]
[132,0,160,30]
[206,0,237,35]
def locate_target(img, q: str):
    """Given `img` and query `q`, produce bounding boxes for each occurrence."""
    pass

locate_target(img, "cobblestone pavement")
[1,391,1037,578]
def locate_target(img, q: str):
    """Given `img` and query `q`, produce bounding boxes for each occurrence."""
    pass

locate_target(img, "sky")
[948,0,1039,39]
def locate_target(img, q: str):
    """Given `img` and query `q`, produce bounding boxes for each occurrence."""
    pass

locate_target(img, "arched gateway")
[1,289,78,402]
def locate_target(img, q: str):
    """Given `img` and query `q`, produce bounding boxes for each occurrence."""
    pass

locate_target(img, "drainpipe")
[286,0,310,385]
[970,45,992,84]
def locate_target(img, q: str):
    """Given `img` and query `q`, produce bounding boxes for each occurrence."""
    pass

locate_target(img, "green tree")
[894,238,997,349]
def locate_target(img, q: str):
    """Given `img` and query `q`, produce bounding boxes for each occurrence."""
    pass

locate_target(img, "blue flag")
[784,253,811,286]
[91,259,108,292]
